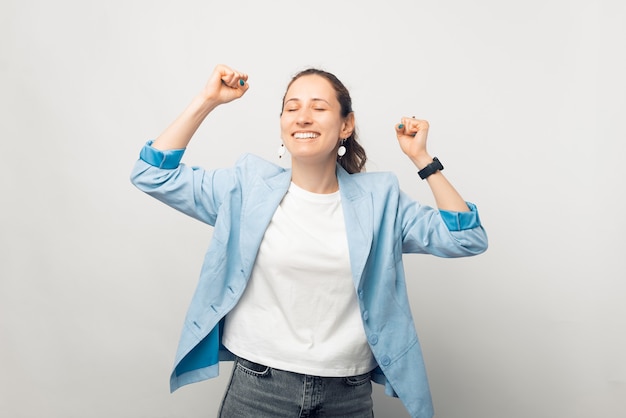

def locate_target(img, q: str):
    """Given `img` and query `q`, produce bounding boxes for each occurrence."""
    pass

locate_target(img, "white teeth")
[294,132,319,139]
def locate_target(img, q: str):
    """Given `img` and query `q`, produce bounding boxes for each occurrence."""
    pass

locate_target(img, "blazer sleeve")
[398,190,488,257]
[130,141,237,226]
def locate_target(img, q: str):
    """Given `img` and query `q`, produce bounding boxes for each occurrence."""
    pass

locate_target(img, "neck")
[290,158,339,194]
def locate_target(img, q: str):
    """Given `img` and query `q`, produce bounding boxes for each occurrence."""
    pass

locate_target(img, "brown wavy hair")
[281,69,367,174]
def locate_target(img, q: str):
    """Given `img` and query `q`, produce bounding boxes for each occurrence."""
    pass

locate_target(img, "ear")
[341,112,355,138]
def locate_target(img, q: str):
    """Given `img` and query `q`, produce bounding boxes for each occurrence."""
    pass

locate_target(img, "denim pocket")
[344,372,371,386]
[236,357,271,377]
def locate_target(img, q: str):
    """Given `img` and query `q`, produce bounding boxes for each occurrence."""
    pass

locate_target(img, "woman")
[131,64,487,418]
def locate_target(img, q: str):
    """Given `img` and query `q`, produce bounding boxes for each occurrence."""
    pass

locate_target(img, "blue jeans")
[218,356,374,417]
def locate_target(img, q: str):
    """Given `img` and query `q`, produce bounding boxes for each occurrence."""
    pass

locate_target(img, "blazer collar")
[337,165,374,288]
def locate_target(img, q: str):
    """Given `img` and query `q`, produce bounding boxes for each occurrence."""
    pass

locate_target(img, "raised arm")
[151,64,249,151]
[395,117,470,212]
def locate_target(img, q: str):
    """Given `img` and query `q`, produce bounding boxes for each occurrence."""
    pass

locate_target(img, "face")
[280,74,353,164]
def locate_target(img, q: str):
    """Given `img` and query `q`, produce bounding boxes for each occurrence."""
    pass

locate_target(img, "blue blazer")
[131,141,488,418]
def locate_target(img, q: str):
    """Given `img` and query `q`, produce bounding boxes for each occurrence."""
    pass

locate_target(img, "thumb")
[395,122,414,137]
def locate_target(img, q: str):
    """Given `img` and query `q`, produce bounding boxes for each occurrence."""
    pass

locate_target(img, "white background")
[1,0,624,417]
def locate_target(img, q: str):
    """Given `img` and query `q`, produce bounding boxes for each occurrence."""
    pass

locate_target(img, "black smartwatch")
[418,157,444,180]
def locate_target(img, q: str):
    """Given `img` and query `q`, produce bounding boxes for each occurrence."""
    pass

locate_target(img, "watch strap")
[418,157,444,180]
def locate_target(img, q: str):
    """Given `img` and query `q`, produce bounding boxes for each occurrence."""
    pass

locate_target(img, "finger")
[238,78,250,95]
[396,119,417,137]
[407,119,420,136]
[218,65,238,86]
[223,72,249,89]
[228,71,247,86]
[413,119,429,133]
[220,72,237,87]
[409,117,430,136]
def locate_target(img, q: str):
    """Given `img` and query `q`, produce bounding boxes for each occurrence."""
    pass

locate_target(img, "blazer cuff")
[139,140,185,169]
[439,202,482,231]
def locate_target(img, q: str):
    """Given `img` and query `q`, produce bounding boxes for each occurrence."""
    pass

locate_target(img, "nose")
[295,108,313,125]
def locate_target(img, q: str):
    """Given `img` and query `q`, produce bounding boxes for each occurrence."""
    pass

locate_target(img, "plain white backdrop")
[1,0,624,417]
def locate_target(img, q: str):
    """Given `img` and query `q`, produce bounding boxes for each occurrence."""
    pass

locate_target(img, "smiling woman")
[281,68,367,181]
[280,72,356,193]
[130,64,488,418]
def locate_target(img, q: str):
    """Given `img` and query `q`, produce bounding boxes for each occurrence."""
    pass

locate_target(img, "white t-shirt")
[222,182,376,377]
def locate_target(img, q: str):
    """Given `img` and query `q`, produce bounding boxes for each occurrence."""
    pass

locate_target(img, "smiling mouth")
[293,132,320,139]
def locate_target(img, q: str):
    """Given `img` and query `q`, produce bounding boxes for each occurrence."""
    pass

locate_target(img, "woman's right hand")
[149,64,249,151]
[202,64,249,106]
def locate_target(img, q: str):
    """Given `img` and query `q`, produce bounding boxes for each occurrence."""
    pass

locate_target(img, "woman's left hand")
[395,117,432,168]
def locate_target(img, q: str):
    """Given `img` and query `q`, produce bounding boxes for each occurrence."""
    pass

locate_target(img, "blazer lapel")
[337,166,373,289]
[239,169,292,274]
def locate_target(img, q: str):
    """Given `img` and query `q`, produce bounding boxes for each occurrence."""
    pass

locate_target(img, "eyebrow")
[284,98,331,105]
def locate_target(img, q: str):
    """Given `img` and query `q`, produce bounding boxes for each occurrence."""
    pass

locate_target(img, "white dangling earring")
[337,139,347,158]
[278,143,286,158]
